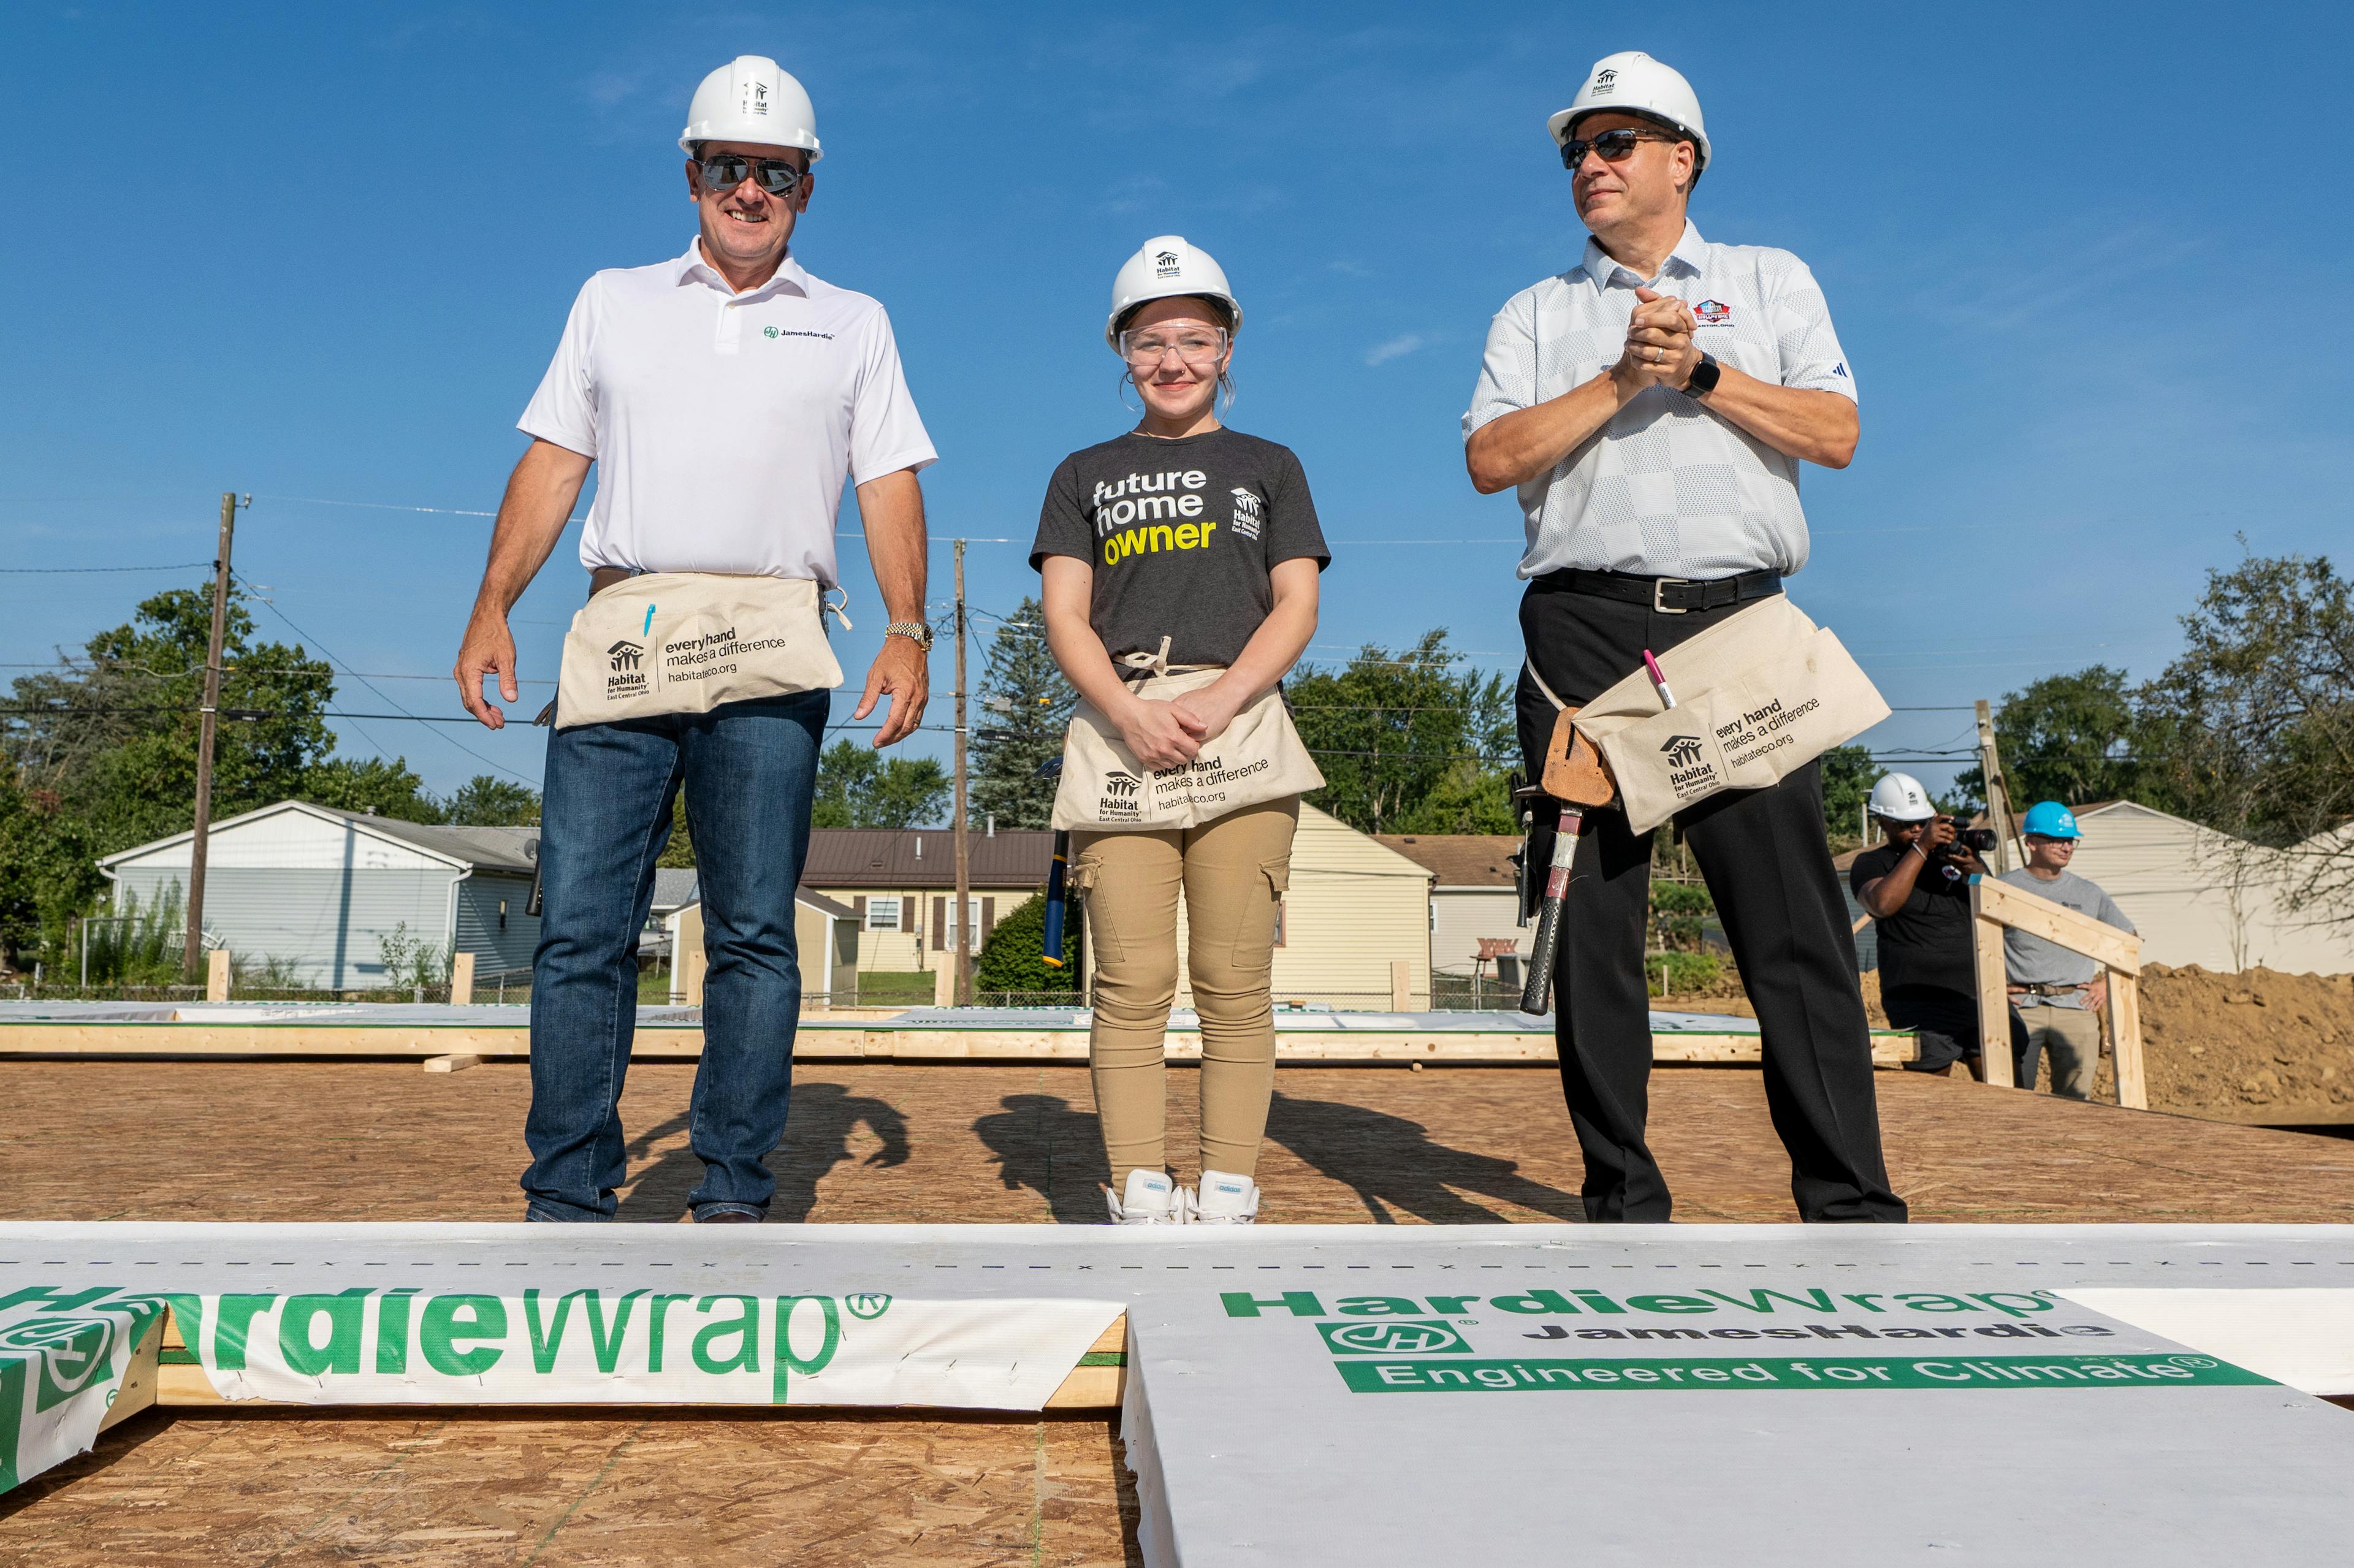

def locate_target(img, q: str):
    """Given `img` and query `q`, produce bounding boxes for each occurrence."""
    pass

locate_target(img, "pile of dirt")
[1657,964,2354,1124]
[2138,965,2354,1120]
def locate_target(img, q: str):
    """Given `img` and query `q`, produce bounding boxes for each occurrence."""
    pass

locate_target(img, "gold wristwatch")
[885,620,935,652]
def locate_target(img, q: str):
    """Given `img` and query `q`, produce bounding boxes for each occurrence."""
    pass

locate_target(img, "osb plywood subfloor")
[6,1059,2352,1226]
[7,1059,2354,1564]
[3,1411,1138,1567]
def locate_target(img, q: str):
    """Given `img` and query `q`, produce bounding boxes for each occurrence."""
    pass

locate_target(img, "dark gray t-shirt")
[1030,427,1328,667]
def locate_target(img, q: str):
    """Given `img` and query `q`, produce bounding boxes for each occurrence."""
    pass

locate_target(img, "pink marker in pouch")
[1642,649,1676,710]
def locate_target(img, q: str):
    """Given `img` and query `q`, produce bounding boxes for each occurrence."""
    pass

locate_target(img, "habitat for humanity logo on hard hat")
[1154,249,1181,277]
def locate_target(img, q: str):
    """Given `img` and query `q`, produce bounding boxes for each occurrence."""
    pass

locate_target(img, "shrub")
[973,891,1078,997]
[1646,951,1722,996]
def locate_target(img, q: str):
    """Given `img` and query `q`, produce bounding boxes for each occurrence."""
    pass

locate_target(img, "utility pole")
[184,492,245,977]
[951,539,973,1007]
[1975,698,2019,874]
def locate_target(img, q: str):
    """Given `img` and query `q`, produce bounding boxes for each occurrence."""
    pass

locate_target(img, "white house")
[2059,801,2354,975]
[97,801,540,988]
[1375,834,1523,983]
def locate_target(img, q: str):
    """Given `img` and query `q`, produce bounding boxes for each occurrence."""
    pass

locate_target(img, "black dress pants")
[1518,580,1907,1224]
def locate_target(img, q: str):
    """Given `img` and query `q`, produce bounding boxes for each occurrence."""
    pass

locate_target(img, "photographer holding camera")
[1850,773,1990,1078]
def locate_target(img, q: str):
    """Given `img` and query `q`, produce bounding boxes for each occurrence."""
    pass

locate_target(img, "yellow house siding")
[1154,803,1433,1008]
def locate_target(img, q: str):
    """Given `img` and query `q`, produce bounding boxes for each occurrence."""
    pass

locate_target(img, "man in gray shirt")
[1997,802,2136,1099]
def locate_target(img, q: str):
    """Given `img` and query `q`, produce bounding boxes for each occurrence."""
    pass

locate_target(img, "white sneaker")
[1105,1168,1180,1225]
[1187,1169,1260,1225]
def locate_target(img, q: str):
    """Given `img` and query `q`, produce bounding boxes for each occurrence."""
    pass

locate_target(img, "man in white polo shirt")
[1463,51,1903,1224]
[453,55,937,1224]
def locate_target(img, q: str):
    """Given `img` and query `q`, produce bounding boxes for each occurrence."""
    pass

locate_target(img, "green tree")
[440,774,542,826]
[0,768,99,970]
[811,737,950,828]
[658,793,695,867]
[1954,666,2146,812]
[1818,744,1879,849]
[1288,630,1517,834]
[5,585,438,845]
[2134,553,2354,914]
[972,890,1078,999]
[970,598,1073,831]
[0,582,436,963]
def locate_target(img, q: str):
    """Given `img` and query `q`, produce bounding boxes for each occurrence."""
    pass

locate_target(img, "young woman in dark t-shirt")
[1029,235,1329,1226]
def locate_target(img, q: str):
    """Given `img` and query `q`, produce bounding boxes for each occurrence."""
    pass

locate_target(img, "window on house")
[866,896,902,932]
[943,897,983,947]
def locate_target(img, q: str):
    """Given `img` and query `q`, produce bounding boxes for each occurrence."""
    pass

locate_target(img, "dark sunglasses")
[696,152,805,197]
[1558,126,1678,172]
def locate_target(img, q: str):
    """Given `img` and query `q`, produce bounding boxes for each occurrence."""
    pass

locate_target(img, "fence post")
[684,948,707,1007]
[1390,960,1411,1011]
[450,951,475,1007]
[934,962,954,1008]
[205,949,231,1003]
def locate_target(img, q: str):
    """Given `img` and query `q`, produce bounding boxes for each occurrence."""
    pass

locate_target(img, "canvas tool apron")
[1051,639,1324,831]
[553,571,844,731]
[1538,594,1889,834]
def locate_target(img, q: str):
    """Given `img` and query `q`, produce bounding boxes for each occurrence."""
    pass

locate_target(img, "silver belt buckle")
[1651,576,1693,614]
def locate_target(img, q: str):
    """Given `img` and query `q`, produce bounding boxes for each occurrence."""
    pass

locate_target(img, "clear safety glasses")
[1119,327,1229,367]
[1556,126,1679,172]
[696,152,806,197]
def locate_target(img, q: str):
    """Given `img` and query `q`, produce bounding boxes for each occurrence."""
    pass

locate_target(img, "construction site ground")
[1660,963,2354,1125]
[6,1055,2353,1565]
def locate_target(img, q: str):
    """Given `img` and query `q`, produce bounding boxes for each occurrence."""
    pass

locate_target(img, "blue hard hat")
[2022,801,2080,839]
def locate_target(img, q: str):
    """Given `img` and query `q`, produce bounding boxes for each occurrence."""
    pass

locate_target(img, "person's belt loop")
[1651,576,1693,614]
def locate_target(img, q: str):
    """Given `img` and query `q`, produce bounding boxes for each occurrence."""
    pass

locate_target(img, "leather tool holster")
[1541,706,1618,809]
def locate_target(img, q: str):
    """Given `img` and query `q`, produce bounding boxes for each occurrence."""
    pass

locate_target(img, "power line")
[230,570,539,786]
[0,562,213,575]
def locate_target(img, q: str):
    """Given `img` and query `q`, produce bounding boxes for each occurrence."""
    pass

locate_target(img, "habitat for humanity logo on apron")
[1051,641,1323,832]
[555,573,844,728]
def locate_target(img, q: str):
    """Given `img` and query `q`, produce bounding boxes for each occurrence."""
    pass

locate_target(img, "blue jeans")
[521,691,828,1222]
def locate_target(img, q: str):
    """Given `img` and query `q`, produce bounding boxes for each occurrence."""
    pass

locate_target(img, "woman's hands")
[1170,683,1245,747]
[1116,696,1210,770]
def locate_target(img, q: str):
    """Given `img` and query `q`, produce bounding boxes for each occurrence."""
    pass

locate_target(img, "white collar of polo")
[1577,218,1708,295]
[671,239,811,301]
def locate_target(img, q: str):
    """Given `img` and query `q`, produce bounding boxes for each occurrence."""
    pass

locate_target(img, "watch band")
[885,620,934,652]
[1685,351,1721,398]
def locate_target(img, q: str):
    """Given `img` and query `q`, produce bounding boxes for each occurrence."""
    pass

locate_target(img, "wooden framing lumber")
[449,952,476,1007]
[0,1018,1918,1068]
[1971,876,2142,972]
[1970,875,2146,1108]
[422,1052,482,1074]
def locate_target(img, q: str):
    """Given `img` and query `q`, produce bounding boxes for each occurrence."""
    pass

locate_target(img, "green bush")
[973,891,1078,997]
[1649,880,1715,953]
[1646,951,1722,996]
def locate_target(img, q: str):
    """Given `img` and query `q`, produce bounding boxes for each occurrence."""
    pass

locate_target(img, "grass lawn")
[852,970,937,1005]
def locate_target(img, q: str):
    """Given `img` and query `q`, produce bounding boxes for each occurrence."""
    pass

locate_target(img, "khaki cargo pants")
[2016,1003,2103,1100]
[1070,796,1298,1186]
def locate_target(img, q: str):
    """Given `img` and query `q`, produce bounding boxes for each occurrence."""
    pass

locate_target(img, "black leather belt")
[1536,566,1783,614]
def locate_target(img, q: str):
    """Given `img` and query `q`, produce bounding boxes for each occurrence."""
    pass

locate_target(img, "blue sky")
[4,1,2347,803]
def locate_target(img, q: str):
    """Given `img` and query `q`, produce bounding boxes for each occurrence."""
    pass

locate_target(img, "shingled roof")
[801,827,1055,889]
[1373,834,1515,888]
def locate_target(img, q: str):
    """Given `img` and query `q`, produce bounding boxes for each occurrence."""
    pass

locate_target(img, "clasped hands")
[1612,286,1702,395]
[1115,685,1244,771]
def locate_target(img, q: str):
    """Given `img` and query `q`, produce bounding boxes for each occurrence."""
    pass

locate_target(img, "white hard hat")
[680,55,821,161]
[1867,772,1937,823]
[1105,235,1243,349]
[1547,51,1710,174]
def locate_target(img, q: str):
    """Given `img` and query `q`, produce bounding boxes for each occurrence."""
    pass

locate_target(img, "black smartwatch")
[1685,351,1721,398]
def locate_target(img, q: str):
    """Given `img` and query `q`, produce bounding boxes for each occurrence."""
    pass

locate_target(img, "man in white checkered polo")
[1461,51,1903,1225]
